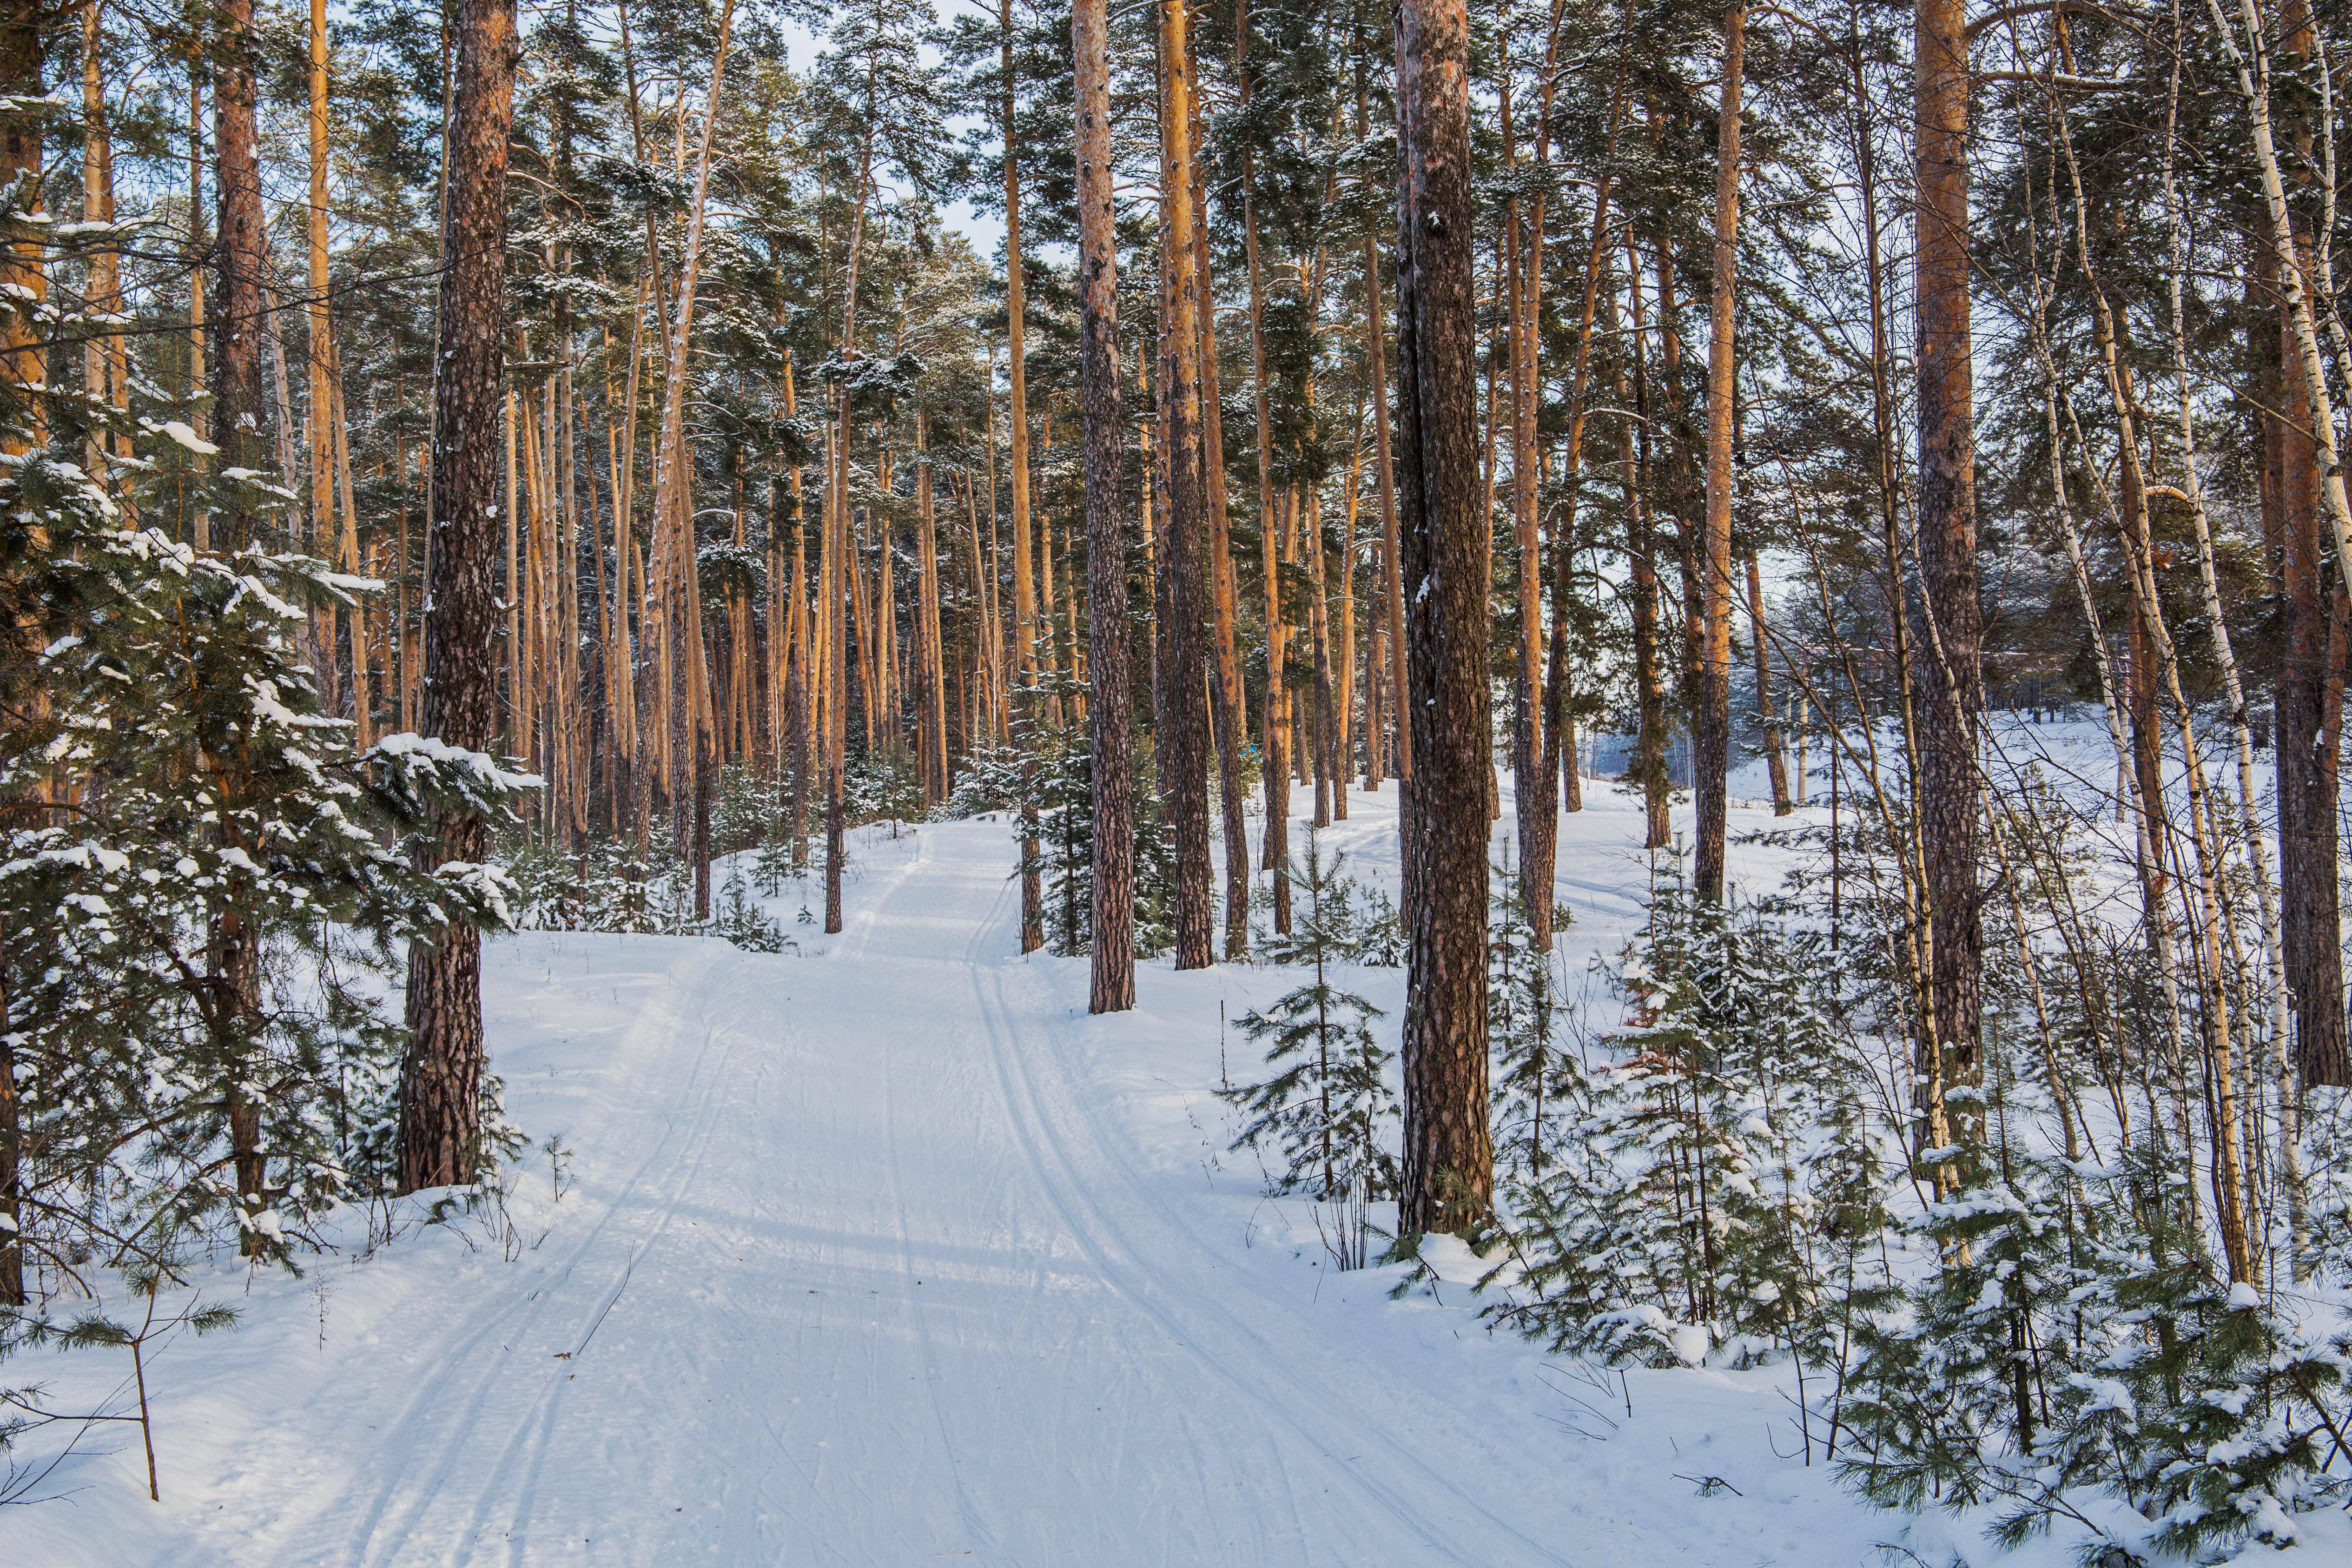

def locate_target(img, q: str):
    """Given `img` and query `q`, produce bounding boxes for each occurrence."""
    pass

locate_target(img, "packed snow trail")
[66,815,1646,1566]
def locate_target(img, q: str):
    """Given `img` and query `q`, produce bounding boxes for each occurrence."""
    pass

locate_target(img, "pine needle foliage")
[1489,876,1887,1369]
[0,197,533,1303]
[1222,829,1396,1203]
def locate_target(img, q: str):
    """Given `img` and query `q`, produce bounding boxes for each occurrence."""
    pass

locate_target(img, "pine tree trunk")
[2277,318,2347,1087]
[1618,265,1671,851]
[1245,213,1289,926]
[1913,0,1984,1088]
[1364,232,1409,797]
[216,907,267,1256]
[213,0,268,549]
[1189,63,1250,961]
[1693,3,1743,904]
[917,414,948,805]
[0,0,31,1290]
[1075,0,1133,1010]
[80,0,124,483]
[788,437,812,865]
[1394,0,1492,1236]
[0,980,19,1303]
[305,0,344,723]
[1157,0,1214,970]
[398,0,516,1192]
[186,69,206,472]
[823,427,846,933]
[1000,4,1045,953]
[1308,482,1334,829]
[1501,70,1553,946]
[1335,471,1357,818]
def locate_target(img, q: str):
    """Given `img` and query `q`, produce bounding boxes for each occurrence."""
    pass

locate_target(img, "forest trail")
[179,815,1626,1567]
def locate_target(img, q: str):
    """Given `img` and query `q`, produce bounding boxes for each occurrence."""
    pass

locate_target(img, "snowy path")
[28,816,1659,1566]
[14,787,1963,1567]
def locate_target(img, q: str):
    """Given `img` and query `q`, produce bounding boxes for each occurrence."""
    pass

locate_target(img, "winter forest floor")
[7,740,2339,1565]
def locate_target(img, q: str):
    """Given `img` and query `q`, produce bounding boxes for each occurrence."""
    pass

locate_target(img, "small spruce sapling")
[1222,829,1398,1207]
[710,859,792,953]
[1491,878,1864,1368]
[1489,866,1576,1188]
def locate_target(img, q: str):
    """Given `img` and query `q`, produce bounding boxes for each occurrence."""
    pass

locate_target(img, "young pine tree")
[1222,830,1397,1204]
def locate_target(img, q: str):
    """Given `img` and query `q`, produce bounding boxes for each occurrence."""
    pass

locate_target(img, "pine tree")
[399,0,521,1195]
[1493,878,1881,1369]
[1488,868,1570,1189]
[0,255,532,1287]
[1222,830,1396,1205]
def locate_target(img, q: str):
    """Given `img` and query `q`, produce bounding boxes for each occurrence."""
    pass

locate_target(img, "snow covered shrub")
[1838,1159,2090,1514]
[1331,874,1405,966]
[1037,726,1095,957]
[1490,879,1883,1368]
[846,748,924,826]
[711,861,792,953]
[941,740,1021,818]
[712,761,784,860]
[504,832,675,933]
[0,204,531,1299]
[1222,830,1397,1206]
[2295,1088,2352,1284]
[1841,1137,2352,1561]
[753,820,803,895]
[1014,724,1178,960]
[3,534,532,1277]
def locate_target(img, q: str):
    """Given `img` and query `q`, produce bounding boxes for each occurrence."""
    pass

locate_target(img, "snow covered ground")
[0,736,2301,1565]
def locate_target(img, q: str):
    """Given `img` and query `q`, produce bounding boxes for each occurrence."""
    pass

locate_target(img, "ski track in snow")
[15,752,2194,1566]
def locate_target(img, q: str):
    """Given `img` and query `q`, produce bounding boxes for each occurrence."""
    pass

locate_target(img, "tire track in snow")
[483,966,760,1566]
[945,864,1319,1561]
[994,951,1638,1562]
[961,941,1541,1562]
[873,857,1007,1559]
[317,945,737,1567]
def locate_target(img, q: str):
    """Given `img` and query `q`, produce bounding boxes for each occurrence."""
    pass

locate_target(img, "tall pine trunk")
[1002,3,1044,955]
[1693,3,1743,903]
[1502,68,1553,944]
[1075,0,1133,1011]
[1238,5,1289,931]
[1747,553,1790,814]
[1158,0,1214,970]
[1913,0,1984,1100]
[2276,313,2347,1087]
[210,0,275,1231]
[1394,0,1491,1235]
[0,0,39,1303]
[1189,61,1250,961]
[398,0,516,1192]
[213,0,267,550]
